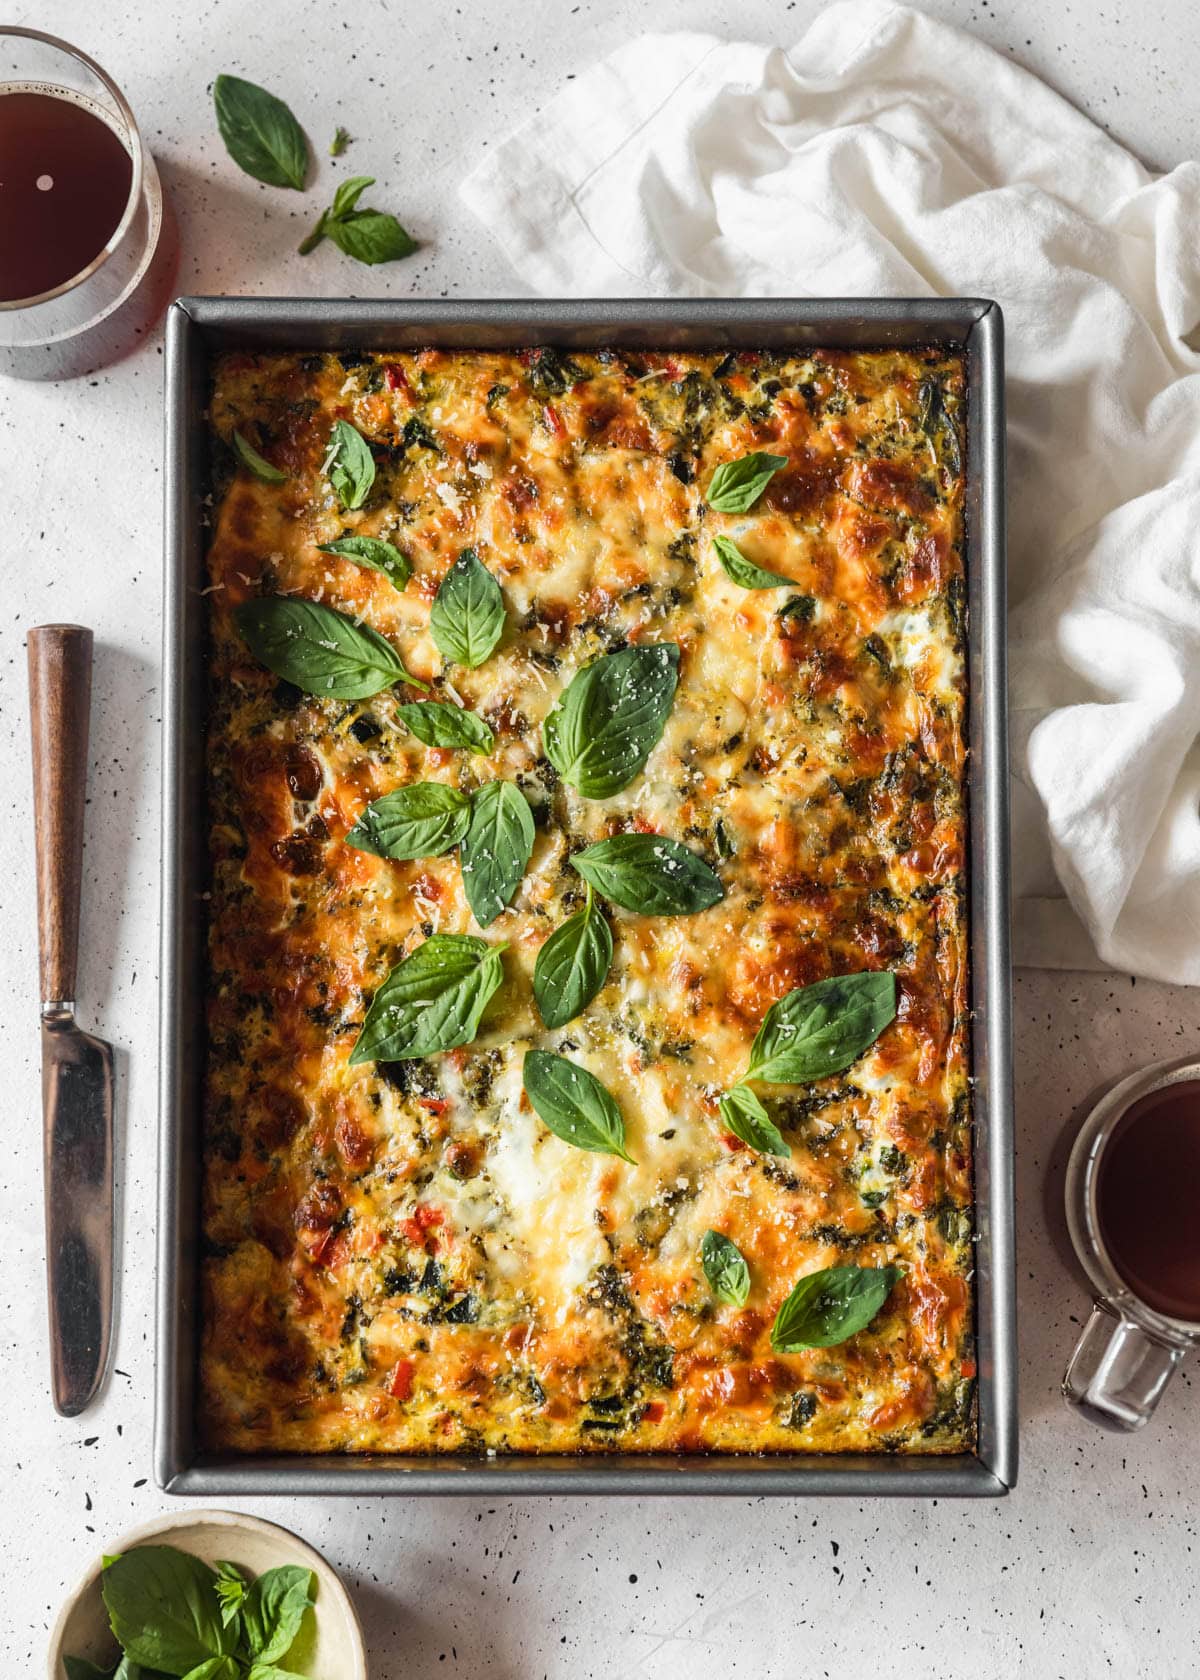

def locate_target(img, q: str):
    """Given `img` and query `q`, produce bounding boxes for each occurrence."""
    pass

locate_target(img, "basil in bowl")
[46,1510,366,1680]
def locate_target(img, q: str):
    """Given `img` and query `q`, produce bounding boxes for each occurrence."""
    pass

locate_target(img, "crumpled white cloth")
[461,1,1200,982]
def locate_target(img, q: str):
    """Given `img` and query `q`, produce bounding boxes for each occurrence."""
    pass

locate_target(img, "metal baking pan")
[158,297,1015,1497]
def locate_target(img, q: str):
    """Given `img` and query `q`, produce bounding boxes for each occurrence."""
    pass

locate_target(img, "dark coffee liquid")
[0,88,133,303]
[1097,1080,1200,1322]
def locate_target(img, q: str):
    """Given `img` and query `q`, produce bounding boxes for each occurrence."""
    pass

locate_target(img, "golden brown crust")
[200,346,974,1456]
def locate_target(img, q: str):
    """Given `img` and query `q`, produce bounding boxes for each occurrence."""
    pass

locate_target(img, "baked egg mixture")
[199,344,975,1455]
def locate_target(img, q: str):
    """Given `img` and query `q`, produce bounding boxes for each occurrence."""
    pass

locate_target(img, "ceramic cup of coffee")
[1063,1054,1200,1432]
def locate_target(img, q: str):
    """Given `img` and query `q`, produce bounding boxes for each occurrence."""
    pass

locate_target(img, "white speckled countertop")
[2,2,1198,1673]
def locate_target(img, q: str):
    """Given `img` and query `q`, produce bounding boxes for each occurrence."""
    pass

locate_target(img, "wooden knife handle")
[28,625,94,1005]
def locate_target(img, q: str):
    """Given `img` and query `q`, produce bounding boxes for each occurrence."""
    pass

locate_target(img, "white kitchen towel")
[460,1,1200,983]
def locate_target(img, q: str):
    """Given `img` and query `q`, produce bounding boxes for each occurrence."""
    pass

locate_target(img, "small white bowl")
[46,1508,367,1679]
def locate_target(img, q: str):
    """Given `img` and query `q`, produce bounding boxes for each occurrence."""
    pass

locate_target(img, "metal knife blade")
[42,1011,115,1416]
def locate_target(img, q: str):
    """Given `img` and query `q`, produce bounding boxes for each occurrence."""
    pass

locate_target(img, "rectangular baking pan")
[158,297,1015,1496]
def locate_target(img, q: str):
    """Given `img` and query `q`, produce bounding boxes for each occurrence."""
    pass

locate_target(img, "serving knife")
[28,624,115,1417]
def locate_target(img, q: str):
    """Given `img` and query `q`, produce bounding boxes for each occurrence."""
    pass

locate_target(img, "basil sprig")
[770,1264,902,1352]
[746,971,897,1084]
[533,884,613,1029]
[460,779,535,927]
[323,419,376,510]
[213,74,308,190]
[346,783,470,859]
[543,643,679,799]
[522,1050,634,1163]
[347,776,532,922]
[234,596,427,699]
[430,548,506,668]
[232,430,287,483]
[571,833,723,916]
[712,535,793,590]
[706,450,788,512]
[701,1230,751,1307]
[299,173,417,265]
[718,1085,788,1157]
[351,933,505,1063]
[399,699,494,754]
[82,1543,314,1679]
[718,975,895,1148]
[318,534,411,589]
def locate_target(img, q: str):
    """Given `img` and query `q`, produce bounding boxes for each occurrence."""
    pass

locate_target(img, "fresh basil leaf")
[179,1662,238,1680]
[712,535,793,589]
[330,125,350,157]
[461,780,535,927]
[522,1050,634,1163]
[398,700,493,754]
[64,1659,117,1680]
[239,1566,313,1667]
[430,548,505,668]
[330,173,373,218]
[746,971,897,1085]
[533,884,613,1029]
[101,1546,235,1674]
[543,643,679,799]
[717,1085,788,1157]
[346,783,470,860]
[570,833,723,915]
[213,75,308,189]
[232,431,287,484]
[330,210,418,265]
[350,933,506,1063]
[700,1230,751,1307]
[65,1660,154,1680]
[213,1562,247,1630]
[234,597,427,699]
[317,535,411,590]
[705,450,788,513]
[323,419,376,510]
[770,1263,902,1352]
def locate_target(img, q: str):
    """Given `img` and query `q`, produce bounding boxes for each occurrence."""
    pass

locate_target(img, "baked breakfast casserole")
[200,344,974,1456]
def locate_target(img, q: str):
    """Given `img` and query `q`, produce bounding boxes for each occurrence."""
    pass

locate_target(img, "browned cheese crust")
[200,346,974,1455]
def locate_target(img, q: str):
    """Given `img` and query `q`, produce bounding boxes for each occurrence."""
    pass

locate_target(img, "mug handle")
[1063,1299,1186,1432]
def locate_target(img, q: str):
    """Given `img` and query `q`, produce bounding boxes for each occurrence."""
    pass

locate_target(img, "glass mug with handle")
[1063,1055,1200,1431]
[0,26,176,380]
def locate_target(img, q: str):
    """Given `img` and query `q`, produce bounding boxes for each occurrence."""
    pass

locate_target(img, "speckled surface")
[3,2,1198,1674]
